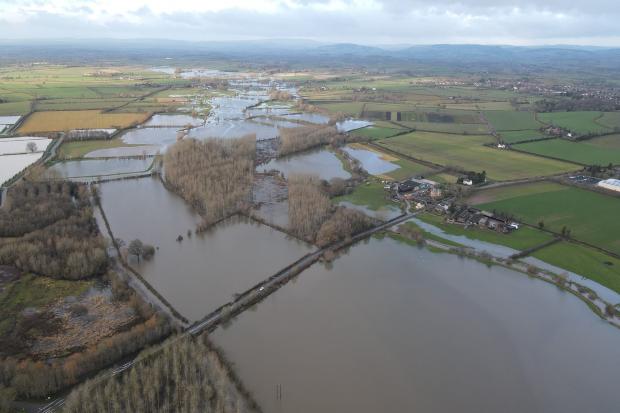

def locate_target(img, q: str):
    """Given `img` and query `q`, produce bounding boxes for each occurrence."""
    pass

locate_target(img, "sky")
[1,0,620,46]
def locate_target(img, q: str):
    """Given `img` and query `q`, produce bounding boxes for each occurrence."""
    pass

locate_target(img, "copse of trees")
[0,182,107,280]
[63,334,259,413]
[164,136,255,226]
[315,207,374,247]
[288,174,332,241]
[279,125,343,156]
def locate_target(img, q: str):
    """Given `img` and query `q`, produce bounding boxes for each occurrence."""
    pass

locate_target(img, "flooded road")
[212,236,620,413]
[98,178,314,321]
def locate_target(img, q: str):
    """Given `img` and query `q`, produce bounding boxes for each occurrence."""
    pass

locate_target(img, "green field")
[418,212,553,250]
[467,181,564,204]
[484,110,542,131]
[398,121,489,134]
[0,274,93,337]
[597,112,620,129]
[314,101,365,115]
[499,129,546,143]
[532,242,620,294]
[477,183,620,254]
[334,180,394,211]
[350,126,403,140]
[377,131,577,180]
[537,111,611,135]
[514,138,620,165]
[57,138,141,159]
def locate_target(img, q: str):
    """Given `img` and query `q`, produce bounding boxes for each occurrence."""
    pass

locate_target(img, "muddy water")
[258,148,351,181]
[46,158,153,178]
[343,145,399,175]
[98,178,314,321]
[212,236,620,413]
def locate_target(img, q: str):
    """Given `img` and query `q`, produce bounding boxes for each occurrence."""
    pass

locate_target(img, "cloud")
[0,0,619,45]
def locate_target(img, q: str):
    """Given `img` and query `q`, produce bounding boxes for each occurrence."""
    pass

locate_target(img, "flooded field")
[187,120,280,141]
[98,178,314,321]
[282,112,330,124]
[212,236,620,413]
[120,127,180,148]
[258,148,351,180]
[85,145,160,158]
[337,119,372,132]
[0,136,51,155]
[46,158,153,179]
[343,145,399,175]
[0,153,43,185]
[143,114,204,127]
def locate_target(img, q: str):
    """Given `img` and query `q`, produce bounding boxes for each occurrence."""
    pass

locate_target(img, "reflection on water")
[98,178,314,321]
[85,146,160,158]
[337,119,372,132]
[213,236,620,413]
[258,148,351,181]
[143,114,204,127]
[343,145,399,175]
[283,112,329,124]
[46,158,153,178]
[120,127,180,148]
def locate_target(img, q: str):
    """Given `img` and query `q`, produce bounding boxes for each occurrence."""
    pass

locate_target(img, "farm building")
[597,178,620,193]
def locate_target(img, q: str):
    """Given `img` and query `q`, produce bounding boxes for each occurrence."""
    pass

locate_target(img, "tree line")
[279,124,344,156]
[288,174,374,244]
[0,182,107,280]
[164,136,256,227]
[62,334,259,413]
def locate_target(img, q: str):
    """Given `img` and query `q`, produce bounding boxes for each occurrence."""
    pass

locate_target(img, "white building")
[597,178,620,193]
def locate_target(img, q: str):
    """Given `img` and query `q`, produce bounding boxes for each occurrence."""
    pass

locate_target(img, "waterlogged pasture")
[258,148,351,181]
[0,153,44,185]
[46,158,153,179]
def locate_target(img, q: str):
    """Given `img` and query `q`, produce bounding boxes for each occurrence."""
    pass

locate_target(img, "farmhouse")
[597,178,620,193]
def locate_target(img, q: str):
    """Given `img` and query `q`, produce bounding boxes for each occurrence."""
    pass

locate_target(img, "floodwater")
[338,200,402,221]
[85,145,160,158]
[337,119,372,132]
[120,127,181,148]
[46,159,153,179]
[212,236,620,413]
[0,153,43,185]
[282,112,330,124]
[143,114,204,127]
[343,145,399,175]
[187,120,280,141]
[98,178,314,321]
[258,148,351,181]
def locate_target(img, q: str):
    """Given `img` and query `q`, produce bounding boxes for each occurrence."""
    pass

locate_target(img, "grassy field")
[334,180,394,211]
[467,181,564,204]
[532,241,620,294]
[476,183,620,254]
[57,138,140,159]
[499,129,546,143]
[597,112,620,129]
[418,212,553,250]
[18,110,149,133]
[350,126,403,140]
[514,138,620,165]
[313,101,365,115]
[537,111,611,135]
[377,131,577,180]
[0,273,93,337]
[398,121,489,134]
[484,110,542,131]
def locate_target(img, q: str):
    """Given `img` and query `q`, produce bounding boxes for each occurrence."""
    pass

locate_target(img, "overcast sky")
[1,0,619,46]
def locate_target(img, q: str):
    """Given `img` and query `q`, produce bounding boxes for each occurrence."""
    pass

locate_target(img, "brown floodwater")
[97,177,314,321]
[212,235,620,413]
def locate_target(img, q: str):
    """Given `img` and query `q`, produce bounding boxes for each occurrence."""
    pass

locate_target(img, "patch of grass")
[314,101,365,115]
[499,129,546,143]
[532,241,620,294]
[57,138,137,159]
[0,274,93,336]
[477,185,620,255]
[597,112,620,129]
[0,101,31,116]
[377,131,576,180]
[350,126,402,140]
[398,121,489,134]
[18,110,149,133]
[514,138,620,165]
[538,111,611,135]
[417,212,553,251]
[334,180,394,211]
[484,110,541,131]
[467,181,565,205]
